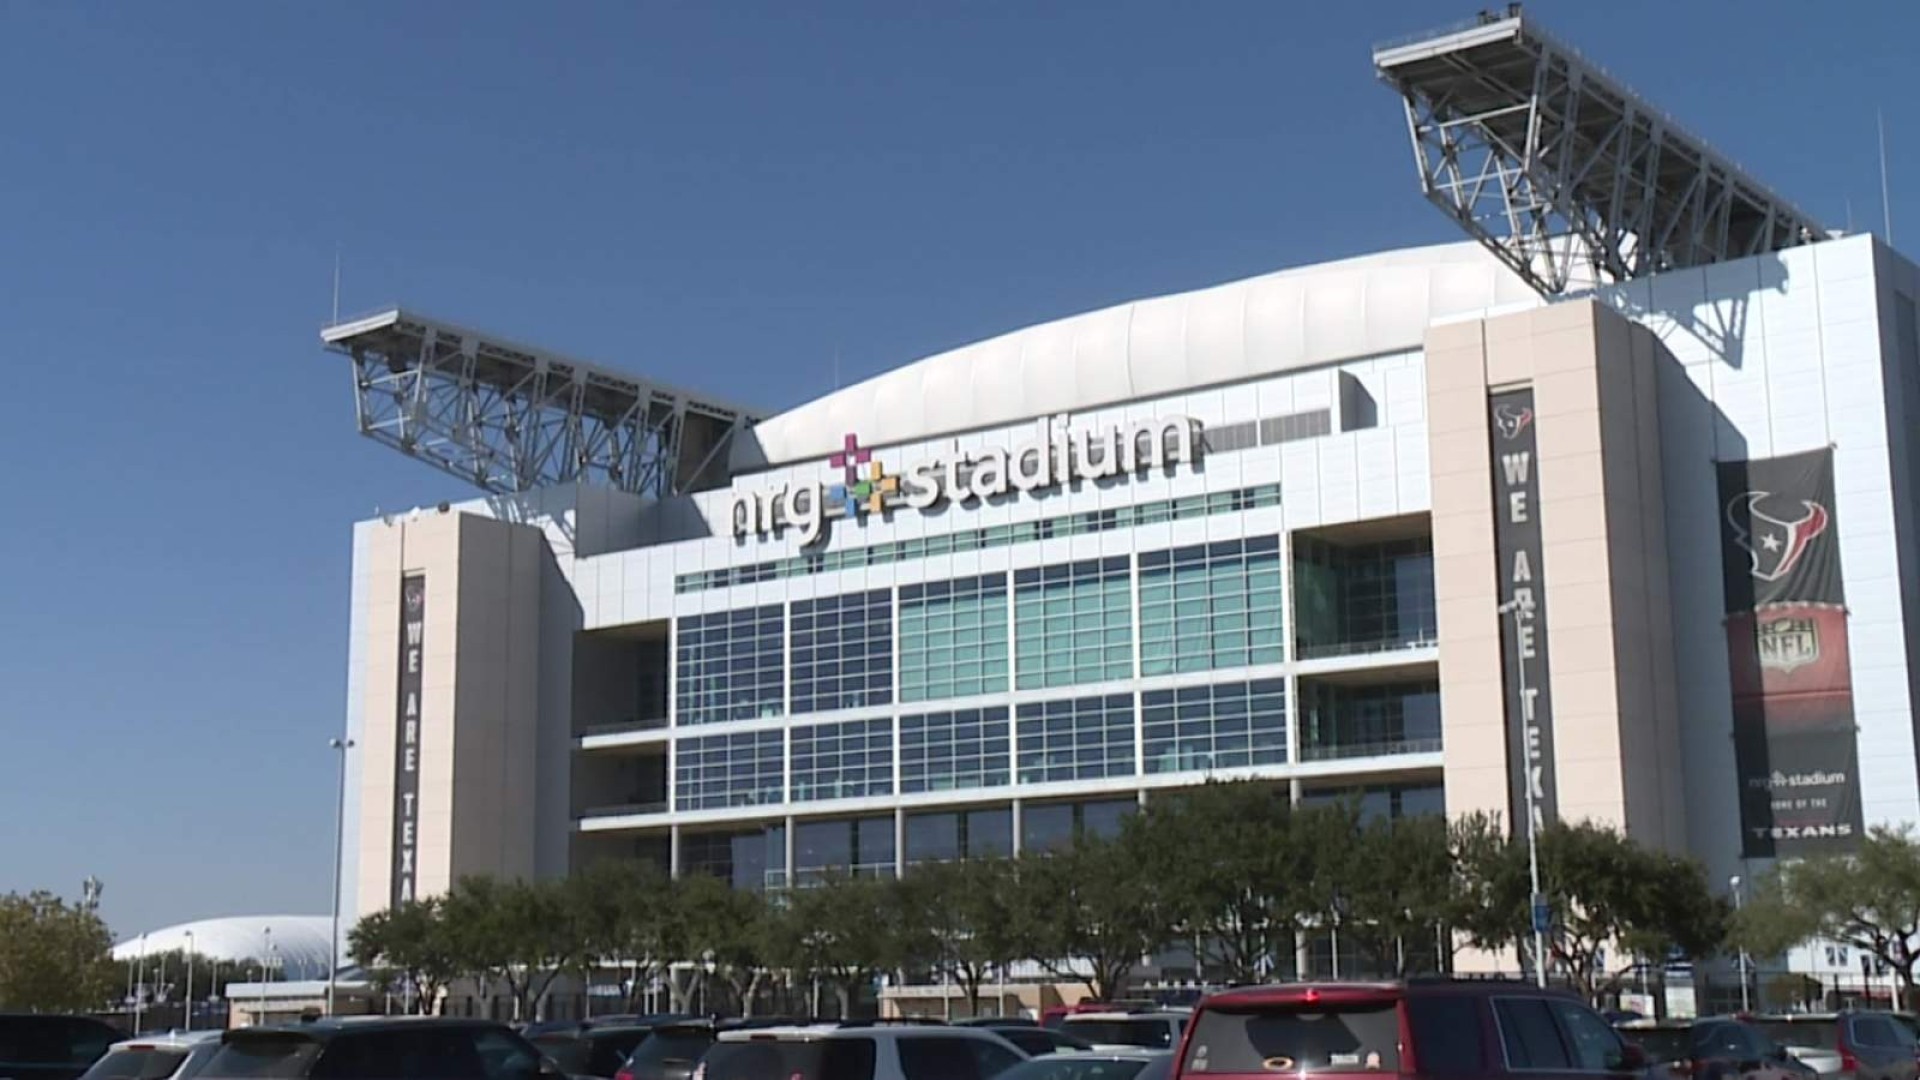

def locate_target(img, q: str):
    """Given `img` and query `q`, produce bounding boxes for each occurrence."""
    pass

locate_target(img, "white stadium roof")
[112,915,335,980]
[737,239,1541,468]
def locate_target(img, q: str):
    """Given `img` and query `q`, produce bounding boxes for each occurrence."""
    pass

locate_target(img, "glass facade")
[1299,783,1445,821]
[1139,537,1285,676]
[903,806,1014,864]
[900,707,1011,794]
[675,605,784,725]
[680,826,784,891]
[790,717,894,802]
[1021,797,1138,852]
[1014,557,1133,690]
[791,589,892,714]
[899,574,1009,702]
[794,815,896,880]
[1298,679,1441,761]
[674,729,784,811]
[1293,537,1437,658]
[1142,678,1289,775]
[1015,693,1136,784]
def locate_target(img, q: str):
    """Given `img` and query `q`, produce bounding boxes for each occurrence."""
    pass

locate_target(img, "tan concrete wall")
[354,509,548,917]
[1425,301,1685,851]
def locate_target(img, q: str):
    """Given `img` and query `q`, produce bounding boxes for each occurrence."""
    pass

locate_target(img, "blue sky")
[2,0,1915,938]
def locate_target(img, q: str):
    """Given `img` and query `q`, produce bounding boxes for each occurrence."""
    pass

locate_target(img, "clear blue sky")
[2,0,1914,939]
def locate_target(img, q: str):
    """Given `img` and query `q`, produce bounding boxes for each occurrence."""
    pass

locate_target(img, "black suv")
[0,1015,121,1080]
[198,1018,560,1080]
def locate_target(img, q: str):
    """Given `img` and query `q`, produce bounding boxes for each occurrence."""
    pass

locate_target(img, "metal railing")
[576,799,669,820]
[1295,633,1439,661]
[1299,737,1443,762]
[578,716,669,738]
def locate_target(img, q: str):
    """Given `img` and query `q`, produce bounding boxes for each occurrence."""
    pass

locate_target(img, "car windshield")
[1764,1022,1840,1051]
[998,1057,1159,1080]
[199,1035,322,1079]
[1182,1004,1402,1074]
[1063,1020,1178,1049]
[80,1049,190,1080]
[624,1030,714,1073]
[1623,1029,1692,1064]
[697,1038,875,1080]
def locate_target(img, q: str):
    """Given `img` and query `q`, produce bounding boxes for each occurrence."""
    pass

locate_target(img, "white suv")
[1058,1010,1188,1052]
[694,1023,1028,1080]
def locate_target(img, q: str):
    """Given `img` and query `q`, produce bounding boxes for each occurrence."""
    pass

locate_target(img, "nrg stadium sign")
[729,415,1204,548]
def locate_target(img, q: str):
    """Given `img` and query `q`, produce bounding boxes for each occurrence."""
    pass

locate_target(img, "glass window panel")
[673,730,784,811]
[675,605,785,725]
[1015,694,1136,783]
[789,717,894,802]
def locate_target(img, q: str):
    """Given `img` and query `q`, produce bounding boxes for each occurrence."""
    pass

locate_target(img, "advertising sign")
[1717,448,1863,856]
[1489,389,1558,834]
[392,573,425,906]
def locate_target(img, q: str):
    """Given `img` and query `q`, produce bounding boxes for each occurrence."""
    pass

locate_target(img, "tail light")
[614,1069,634,1080]
[1841,1050,1861,1076]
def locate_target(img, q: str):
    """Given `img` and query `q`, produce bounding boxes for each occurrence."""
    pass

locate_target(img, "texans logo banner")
[1716,448,1862,857]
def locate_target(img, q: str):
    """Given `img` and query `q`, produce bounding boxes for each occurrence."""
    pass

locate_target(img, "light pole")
[184,930,196,1032]
[328,736,355,1017]
[1731,876,1751,1012]
[261,927,274,1026]
[134,934,148,1033]
[1498,598,1549,988]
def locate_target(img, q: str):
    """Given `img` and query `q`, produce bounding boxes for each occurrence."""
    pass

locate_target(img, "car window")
[966,1035,1024,1078]
[1182,1004,1401,1074]
[997,1058,1158,1080]
[899,1037,983,1080]
[473,1029,540,1080]
[625,1029,713,1073]
[80,1049,191,1080]
[1853,1017,1913,1049]
[697,1037,875,1080]
[532,1036,589,1076]
[586,1031,653,1078]
[0,1018,116,1069]
[1624,1029,1690,1064]
[1061,1021,1175,1051]
[67,1023,118,1067]
[1548,1001,1623,1071]
[200,1035,323,1079]
[1764,1022,1839,1051]
[313,1029,487,1080]
[1405,996,1485,1074]
[1494,998,1572,1070]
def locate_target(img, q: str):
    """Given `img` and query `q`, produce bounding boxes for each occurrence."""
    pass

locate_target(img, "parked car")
[76,1032,223,1080]
[997,1051,1171,1080]
[1757,1012,1920,1080]
[1168,978,1647,1080]
[693,1022,1028,1080]
[531,1021,689,1080]
[979,1025,1095,1058]
[195,1017,560,1080]
[1618,1017,1816,1080]
[0,1015,123,1080]
[1060,1011,1188,1052]
[613,1018,800,1080]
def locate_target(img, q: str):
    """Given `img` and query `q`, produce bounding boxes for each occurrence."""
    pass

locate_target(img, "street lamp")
[134,934,148,1033]
[1497,597,1550,989]
[1731,876,1751,1012]
[327,736,356,1016]
[183,930,196,1032]
[261,927,274,1026]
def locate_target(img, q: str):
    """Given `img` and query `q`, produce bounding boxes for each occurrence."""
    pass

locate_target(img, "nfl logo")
[1757,616,1819,673]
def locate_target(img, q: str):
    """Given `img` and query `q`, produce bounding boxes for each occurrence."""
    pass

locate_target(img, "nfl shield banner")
[1716,448,1863,857]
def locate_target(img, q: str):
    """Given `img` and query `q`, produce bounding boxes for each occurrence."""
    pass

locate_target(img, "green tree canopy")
[1734,825,1920,992]
[896,857,1020,1016]
[1010,835,1170,1001]
[348,898,460,1014]
[0,891,115,1012]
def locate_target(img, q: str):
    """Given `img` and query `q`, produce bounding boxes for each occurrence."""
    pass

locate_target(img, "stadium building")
[330,12,1920,999]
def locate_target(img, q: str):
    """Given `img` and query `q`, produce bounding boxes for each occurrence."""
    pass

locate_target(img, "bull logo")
[1727,491,1830,583]
[1493,404,1534,440]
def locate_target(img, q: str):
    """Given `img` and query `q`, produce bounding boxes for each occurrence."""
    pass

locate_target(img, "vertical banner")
[391,573,426,906]
[1717,448,1863,856]
[1489,389,1558,834]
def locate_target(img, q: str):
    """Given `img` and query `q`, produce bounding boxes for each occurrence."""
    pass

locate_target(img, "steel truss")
[1374,11,1826,296]
[323,309,759,498]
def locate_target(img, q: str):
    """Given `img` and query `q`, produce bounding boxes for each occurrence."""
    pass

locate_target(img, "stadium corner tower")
[331,11,1920,978]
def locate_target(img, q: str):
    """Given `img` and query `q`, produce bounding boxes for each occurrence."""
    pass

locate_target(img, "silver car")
[76,1032,223,1080]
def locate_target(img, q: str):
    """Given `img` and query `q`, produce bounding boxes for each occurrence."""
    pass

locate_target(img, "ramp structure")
[322,309,760,498]
[1374,8,1827,296]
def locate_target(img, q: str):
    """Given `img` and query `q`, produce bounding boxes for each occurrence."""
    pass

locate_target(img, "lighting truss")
[322,309,759,498]
[1374,10,1826,296]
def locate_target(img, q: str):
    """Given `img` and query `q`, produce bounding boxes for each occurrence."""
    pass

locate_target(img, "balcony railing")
[577,716,669,739]
[576,798,669,820]
[1295,633,1439,661]
[1299,737,1442,762]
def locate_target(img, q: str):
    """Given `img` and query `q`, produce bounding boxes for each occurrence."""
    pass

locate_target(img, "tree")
[570,860,677,1013]
[769,872,900,1017]
[897,858,1020,1016]
[1123,781,1304,986]
[348,899,459,1014]
[0,890,115,1011]
[439,876,585,1021]
[1457,820,1729,1002]
[1734,825,1920,996]
[1341,812,1463,976]
[664,873,775,1016]
[1010,836,1172,1002]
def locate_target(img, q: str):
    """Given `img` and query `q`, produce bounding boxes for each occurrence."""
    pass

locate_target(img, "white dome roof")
[735,239,1540,468]
[112,915,335,980]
